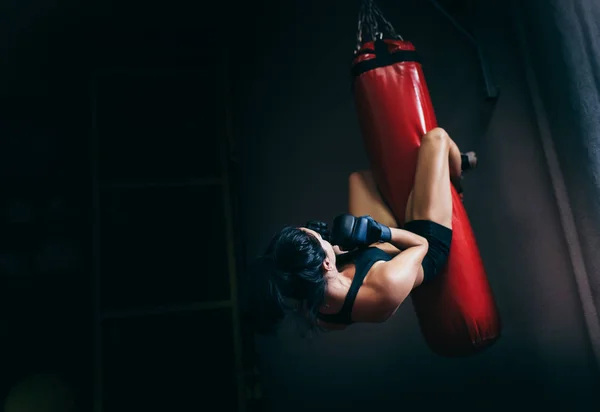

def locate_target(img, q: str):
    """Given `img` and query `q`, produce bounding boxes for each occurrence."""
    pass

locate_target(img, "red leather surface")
[352,39,501,357]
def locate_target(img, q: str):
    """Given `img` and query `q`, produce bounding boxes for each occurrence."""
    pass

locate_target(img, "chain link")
[355,0,403,53]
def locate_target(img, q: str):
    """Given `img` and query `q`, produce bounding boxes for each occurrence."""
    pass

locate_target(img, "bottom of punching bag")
[413,305,502,358]
[424,335,501,358]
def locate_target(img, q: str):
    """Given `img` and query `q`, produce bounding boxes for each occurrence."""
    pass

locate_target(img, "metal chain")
[372,1,403,40]
[356,0,367,50]
[355,0,403,52]
[367,0,379,41]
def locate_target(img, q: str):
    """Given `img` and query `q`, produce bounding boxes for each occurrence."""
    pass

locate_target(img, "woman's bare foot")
[461,151,478,172]
[453,151,477,201]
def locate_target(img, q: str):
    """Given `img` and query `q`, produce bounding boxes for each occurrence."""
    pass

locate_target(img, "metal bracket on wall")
[428,0,500,100]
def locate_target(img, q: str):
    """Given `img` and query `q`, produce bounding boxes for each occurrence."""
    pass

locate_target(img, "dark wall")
[516,0,600,353]
[236,0,600,410]
[0,0,93,406]
[0,0,233,409]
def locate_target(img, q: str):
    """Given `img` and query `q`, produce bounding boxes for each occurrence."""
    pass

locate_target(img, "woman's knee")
[422,127,449,149]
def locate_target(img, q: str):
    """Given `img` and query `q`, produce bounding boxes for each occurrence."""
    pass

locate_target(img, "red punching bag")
[351,1,501,357]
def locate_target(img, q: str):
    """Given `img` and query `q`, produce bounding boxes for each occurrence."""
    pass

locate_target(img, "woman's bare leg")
[404,127,458,229]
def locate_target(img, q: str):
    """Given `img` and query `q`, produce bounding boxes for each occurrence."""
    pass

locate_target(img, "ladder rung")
[101,300,232,320]
[100,178,222,190]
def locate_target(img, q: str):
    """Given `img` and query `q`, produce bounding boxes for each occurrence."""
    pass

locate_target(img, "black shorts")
[403,220,452,282]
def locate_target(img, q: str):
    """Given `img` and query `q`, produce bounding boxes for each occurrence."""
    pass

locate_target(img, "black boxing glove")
[331,214,392,251]
[305,220,331,243]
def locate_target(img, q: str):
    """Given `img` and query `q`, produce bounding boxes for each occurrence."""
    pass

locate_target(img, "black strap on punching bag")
[351,0,420,77]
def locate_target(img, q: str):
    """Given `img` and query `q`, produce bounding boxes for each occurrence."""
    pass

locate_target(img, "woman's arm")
[387,227,428,250]
[366,242,429,322]
[384,241,428,288]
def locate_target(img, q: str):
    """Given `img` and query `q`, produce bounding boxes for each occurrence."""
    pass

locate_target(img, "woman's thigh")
[406,127,453,229]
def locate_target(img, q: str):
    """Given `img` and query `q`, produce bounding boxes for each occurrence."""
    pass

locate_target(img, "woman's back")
[317,246,396,330]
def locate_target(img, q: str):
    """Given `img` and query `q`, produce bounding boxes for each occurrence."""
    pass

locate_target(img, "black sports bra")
[317,247,392,325]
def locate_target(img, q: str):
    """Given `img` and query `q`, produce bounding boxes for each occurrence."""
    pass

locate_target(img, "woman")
[248,127,476,334]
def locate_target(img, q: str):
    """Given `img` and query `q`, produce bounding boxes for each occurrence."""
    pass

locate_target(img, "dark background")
[1,0,599,411]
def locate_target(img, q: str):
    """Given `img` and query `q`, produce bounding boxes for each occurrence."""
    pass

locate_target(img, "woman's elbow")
[416,239,429,259]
